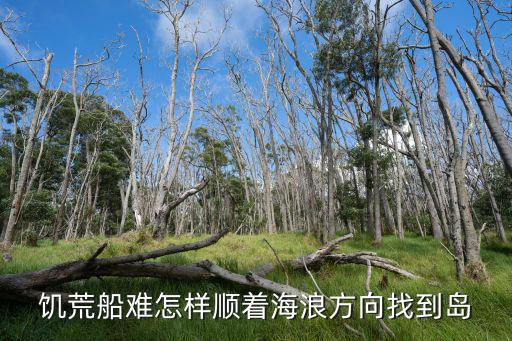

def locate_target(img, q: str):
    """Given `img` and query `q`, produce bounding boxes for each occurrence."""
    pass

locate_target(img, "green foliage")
[312,0,400,95]
[348,144,373,168]
[381,106,407,127]
[0,75,132,241]
[23,190,56,223]
[0,70,36,114]
[348,144,393,173]
[187,122,256,232]
[356,122,373,141]
[191,126,230,173]
[0,144,11,203]
[0,190,56,224]
[335,182,365,221]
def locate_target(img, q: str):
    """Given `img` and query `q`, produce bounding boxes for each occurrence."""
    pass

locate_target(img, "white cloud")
[155,0,263,51]
[0,7,18,62]
[366,0,407,37]
[0,34,17,62]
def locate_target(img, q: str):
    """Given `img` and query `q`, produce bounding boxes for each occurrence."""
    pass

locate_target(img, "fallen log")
[0,231,419,305]
[288,233,354,269]
[0,230,228,303]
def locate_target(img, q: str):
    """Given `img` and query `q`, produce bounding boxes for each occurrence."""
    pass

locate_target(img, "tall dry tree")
[52,48,111,243]
[410,0,488,280]
[408,0,512,176]
[0,11,54,248]
[227,54,277,233]
[142,0,227,235]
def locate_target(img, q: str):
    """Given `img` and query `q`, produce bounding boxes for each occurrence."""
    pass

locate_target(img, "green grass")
[1,232,511,341]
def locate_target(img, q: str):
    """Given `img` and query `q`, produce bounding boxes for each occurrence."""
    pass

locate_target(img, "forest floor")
[1,231,511,340]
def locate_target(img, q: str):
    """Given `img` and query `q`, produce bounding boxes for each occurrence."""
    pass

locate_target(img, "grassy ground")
[1,231,511,341]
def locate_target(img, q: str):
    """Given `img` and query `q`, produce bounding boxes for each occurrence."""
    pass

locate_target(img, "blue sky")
[0,0,493,94]
[0,0,268,117]
[0,0,510,137]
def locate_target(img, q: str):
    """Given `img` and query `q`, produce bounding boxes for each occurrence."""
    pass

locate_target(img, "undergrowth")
[1,232,511,340]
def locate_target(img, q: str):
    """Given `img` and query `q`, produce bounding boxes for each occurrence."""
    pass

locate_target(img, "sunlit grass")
[1,231,511,340]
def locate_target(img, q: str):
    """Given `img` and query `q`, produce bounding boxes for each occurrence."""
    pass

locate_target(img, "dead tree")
[408,0,512,176]
[52,47,111,243]
[0,11,54,248]
[142,0,227,236]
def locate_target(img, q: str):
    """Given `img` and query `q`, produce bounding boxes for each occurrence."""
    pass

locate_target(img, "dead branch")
[252,232,355,277]
[263,238,289,285]
[166,178,210,212]
[95,226,226,266]
[250,233,420,281]
[0,230,227,303]
[288,233,354,269]
[326,253,421,280]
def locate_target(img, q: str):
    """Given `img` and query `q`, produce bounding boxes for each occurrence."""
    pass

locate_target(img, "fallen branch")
[0,230,228,303]
[252,233,355,277]
[198,260,308,301]
[326,253,421,280]
[289,233,354,269]
[302,255,364,337]
[263,238,289,285]
[95,228,228,266]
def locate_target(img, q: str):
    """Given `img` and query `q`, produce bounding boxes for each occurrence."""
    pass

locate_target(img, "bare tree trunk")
[447,167,465,280]
[325,78,336,241]
[267,113,288,232]
[471,116,507,243]
[119,180,131,234]
[380,188,396,235]
[53,48,109,243]
[421,0,487,280]
[2,53,53,248]
[9,112,17,195]
[409,0,512,175]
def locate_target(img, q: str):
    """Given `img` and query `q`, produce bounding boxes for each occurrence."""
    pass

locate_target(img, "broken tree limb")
[95,228,229,266]
[166,178,210,212]
[327,253,421,280]
[364,260,396,339]
[0,230,228,303]
[263,238,289,285]
[198,260,308,301]
[289,233,354,269]
[250,233,421,281]
[246,272,309,301]
[87,242,108,263]
[251,232,355,277]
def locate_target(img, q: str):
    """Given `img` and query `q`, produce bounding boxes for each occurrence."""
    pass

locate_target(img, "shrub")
[22,229,38,247]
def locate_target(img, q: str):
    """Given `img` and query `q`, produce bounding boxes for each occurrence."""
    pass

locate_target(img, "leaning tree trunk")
[409,0,512,176]
[421,0,487,281]
[2,53,53,248]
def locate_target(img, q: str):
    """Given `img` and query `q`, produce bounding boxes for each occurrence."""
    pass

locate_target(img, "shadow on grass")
[484,241,512,256]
